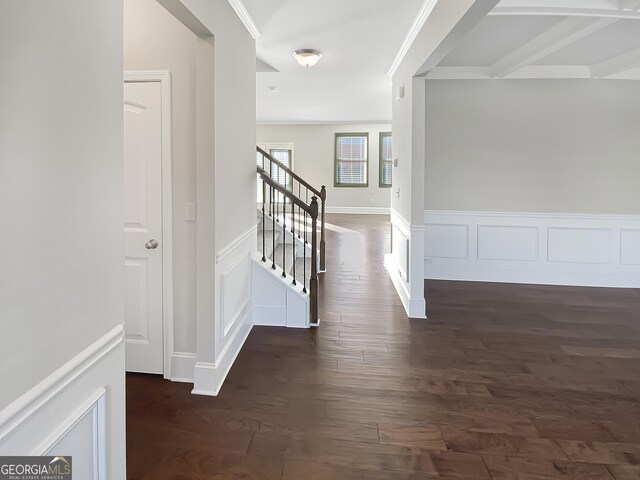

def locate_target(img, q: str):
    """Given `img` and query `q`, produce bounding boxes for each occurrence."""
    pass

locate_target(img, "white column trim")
[388,209,427,319]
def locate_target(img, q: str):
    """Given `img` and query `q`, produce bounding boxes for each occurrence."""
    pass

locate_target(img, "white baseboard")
[424,210,640,288]
[326,206,390,215]
[192,311,252,396]
[0,325,125,479]
[170,352,196,383]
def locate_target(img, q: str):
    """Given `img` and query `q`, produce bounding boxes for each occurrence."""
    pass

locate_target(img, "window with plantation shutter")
[335,133,368,187]
[379,132,392,187]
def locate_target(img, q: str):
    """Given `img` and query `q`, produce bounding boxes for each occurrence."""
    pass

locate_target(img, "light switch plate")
[185,202,196,222]
[393,158,398,167]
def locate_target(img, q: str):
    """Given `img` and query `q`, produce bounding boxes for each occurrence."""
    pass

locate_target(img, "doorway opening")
[123,0,214,380]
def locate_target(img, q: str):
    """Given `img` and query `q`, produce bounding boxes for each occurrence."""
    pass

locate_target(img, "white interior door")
[124,81,164,374]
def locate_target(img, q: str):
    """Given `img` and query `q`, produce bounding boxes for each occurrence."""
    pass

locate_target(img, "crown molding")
[387,0,438,78]
[489,6,640,20]
[227,0,260,40]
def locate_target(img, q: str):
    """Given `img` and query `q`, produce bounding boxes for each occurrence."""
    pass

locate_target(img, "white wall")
[422,79,640,288]
[0,0,125,476]
[156,0,257,395]
[391,0,485,223]
[124,0,198,355]
[257,123,391,212]
[425,79,640,215]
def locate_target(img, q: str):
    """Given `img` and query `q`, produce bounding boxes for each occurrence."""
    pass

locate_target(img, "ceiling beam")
[489,6,640,20]
[490,16,617,78]
[415,0,500,77]
[591,47,640,77]
[619,0,640,11]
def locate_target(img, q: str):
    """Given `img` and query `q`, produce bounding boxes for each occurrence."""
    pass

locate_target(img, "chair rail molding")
[0,325,125,479]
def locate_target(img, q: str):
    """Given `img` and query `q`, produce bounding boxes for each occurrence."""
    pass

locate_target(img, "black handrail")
[258,146,321,196]
[257,167,311,213]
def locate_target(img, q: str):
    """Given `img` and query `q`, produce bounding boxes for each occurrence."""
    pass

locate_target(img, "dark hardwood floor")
[127,214,640,479]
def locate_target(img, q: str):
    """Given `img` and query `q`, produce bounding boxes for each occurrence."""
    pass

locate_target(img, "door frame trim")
[124,70,174,379]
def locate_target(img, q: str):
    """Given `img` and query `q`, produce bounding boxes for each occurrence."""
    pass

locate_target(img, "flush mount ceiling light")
[292,49,322,68]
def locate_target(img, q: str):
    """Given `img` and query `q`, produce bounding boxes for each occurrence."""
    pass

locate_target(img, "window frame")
[379,132,392,188]
[334,132,369,188]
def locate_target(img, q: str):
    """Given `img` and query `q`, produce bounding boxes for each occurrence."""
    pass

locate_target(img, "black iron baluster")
[290,190,295,233]
[282,198,287,278]
[261,179,266,263]
[275,165,280,223]
[271,184,276,270]
[305,187,309,245]
[297,183,302,238]
[268,161,273,217]
[291,201,296,286]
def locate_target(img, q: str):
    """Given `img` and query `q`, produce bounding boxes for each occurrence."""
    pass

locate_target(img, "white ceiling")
[247,0,640,123]
[246,0,423,123]
[431,0,640,79]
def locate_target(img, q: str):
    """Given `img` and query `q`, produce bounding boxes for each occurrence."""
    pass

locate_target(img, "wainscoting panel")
[478,225,539,261]
[43,389,105,480]
[424,224,469,259]
[547,227,613,264]
[220,253,251,336]
[0,326,125,479]
[192,226,255,396]
[620,229,640,265]
[424,211,640,288]
[388,209,426,318]
[391,223,410,282]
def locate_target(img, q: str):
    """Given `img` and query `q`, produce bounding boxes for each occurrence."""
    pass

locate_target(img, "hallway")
[127,214,640,479]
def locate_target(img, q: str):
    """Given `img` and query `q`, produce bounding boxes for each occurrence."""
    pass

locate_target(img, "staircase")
[253,147,326,328]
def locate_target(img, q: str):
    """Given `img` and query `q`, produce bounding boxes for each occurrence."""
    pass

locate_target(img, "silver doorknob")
[145,239,159,250]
